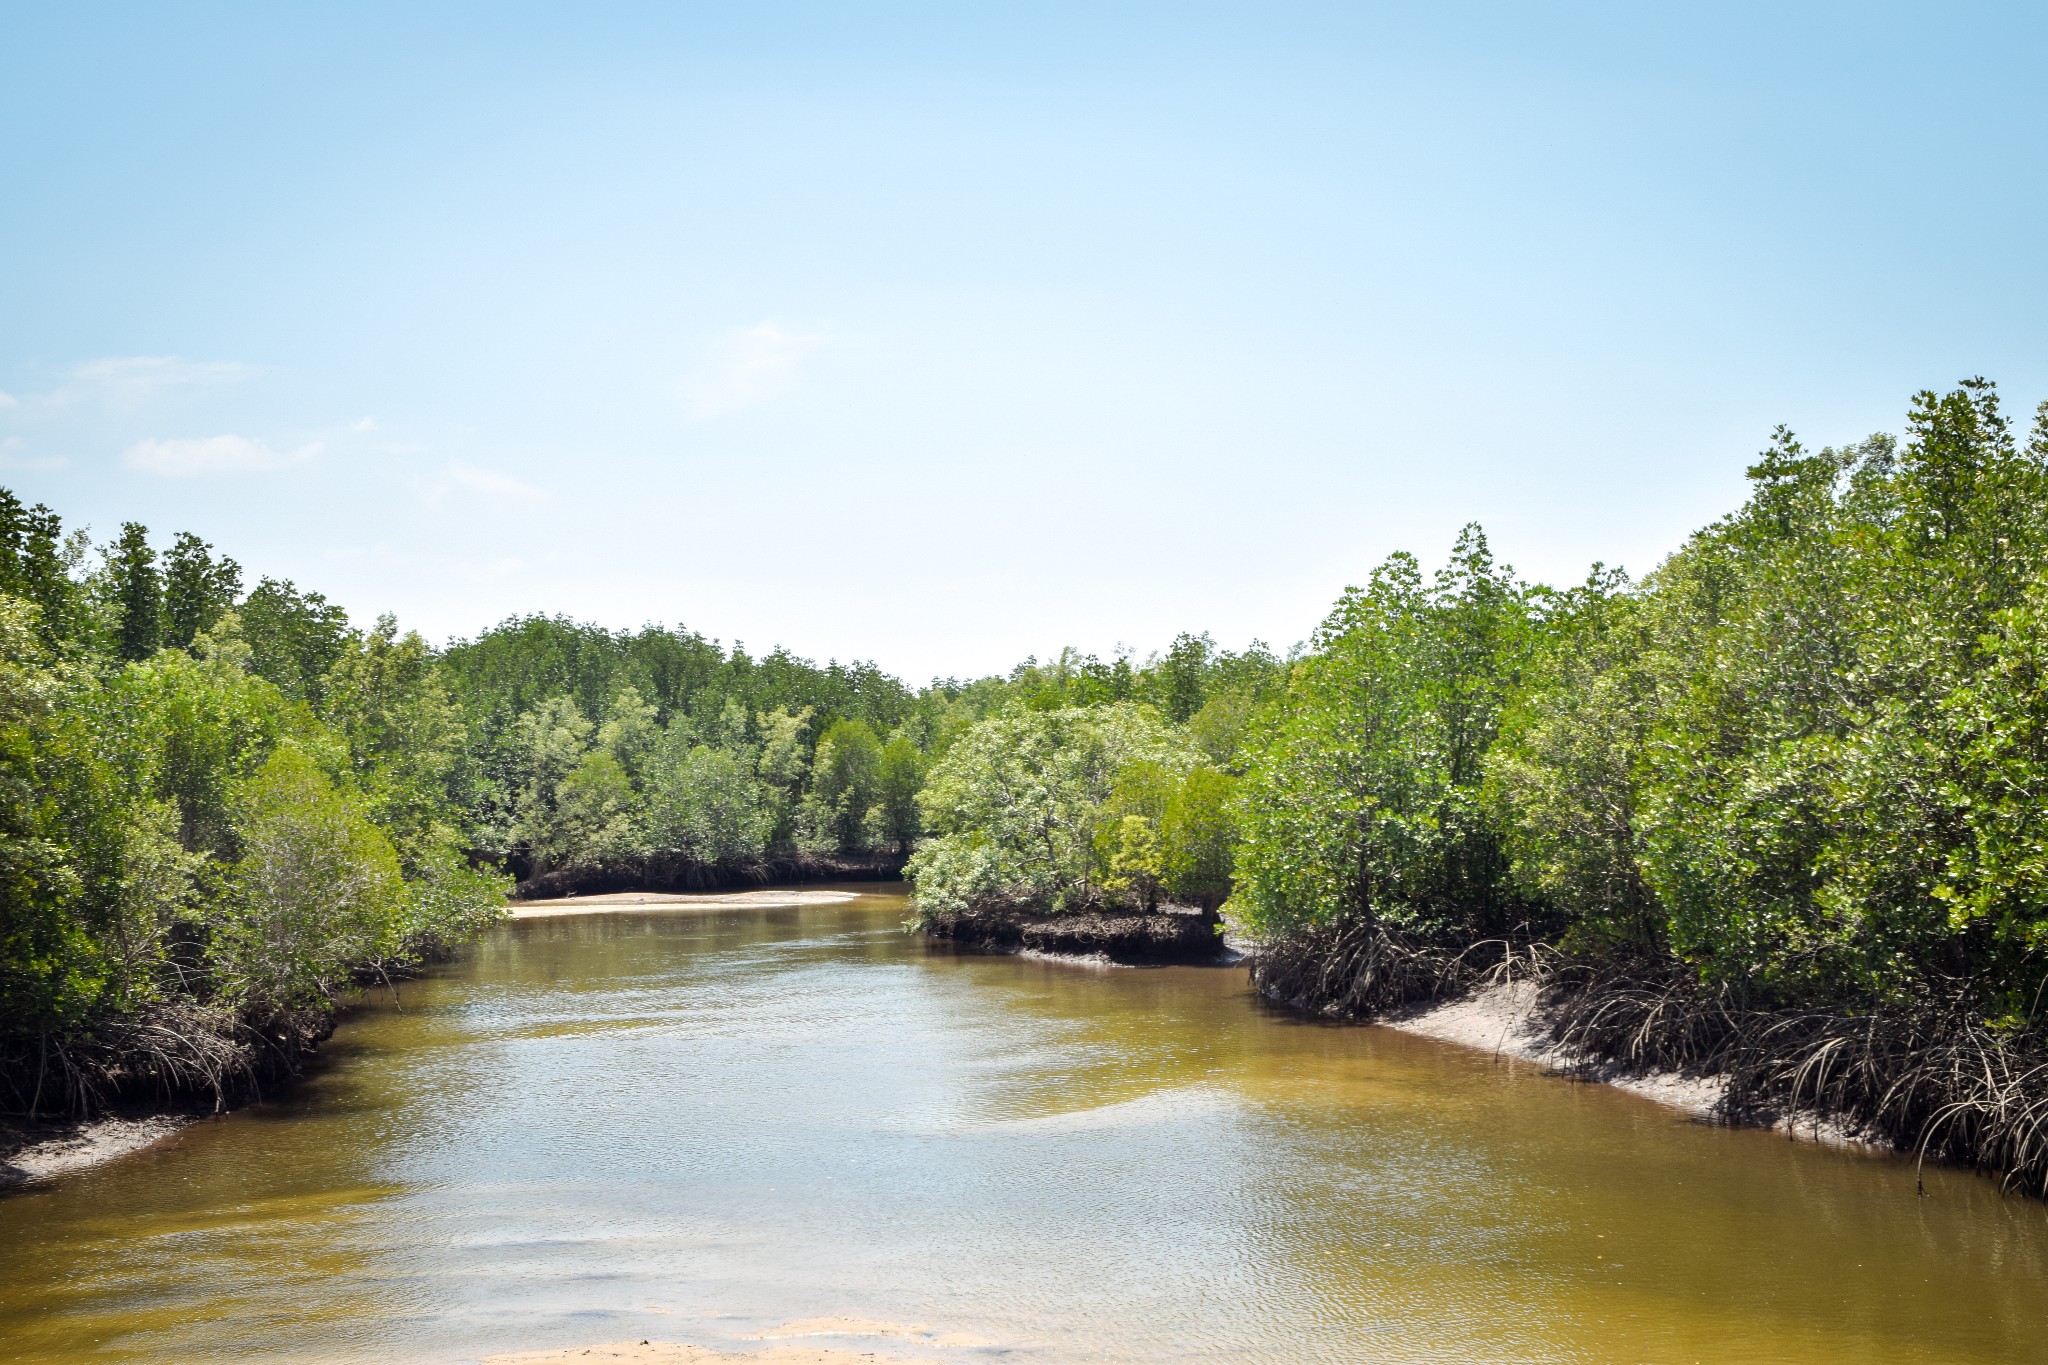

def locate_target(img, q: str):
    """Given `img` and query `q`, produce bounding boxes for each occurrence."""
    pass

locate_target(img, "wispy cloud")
[0,437,65,471]
[0,391,17,409]
[63,356,250,406]
[123,434,321,477]
[351,416,378,433]
[682,320,825,420]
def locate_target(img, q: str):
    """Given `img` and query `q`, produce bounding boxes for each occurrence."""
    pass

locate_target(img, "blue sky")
[3,2,2043,680]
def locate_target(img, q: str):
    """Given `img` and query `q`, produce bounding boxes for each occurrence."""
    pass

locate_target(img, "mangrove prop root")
[0,1002,333,1121]
[1249,919,1523,1018]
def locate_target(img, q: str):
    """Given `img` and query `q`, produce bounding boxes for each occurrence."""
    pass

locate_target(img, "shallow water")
[4,884,2048,1364]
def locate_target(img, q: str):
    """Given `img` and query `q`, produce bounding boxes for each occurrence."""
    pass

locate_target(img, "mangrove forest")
[8,379,2048,1198]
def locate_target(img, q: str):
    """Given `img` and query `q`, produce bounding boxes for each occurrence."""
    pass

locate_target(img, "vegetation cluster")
[908,380,2048,1191]
[0,498,1277,1117]
[1229,381,2048,1190]
[0,509,505,1116]
[15,376,2048,1191]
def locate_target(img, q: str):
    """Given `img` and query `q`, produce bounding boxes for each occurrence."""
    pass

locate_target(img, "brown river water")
[3,884,2047,1364]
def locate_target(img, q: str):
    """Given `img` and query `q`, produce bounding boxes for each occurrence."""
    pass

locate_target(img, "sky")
[2,2,2044,682]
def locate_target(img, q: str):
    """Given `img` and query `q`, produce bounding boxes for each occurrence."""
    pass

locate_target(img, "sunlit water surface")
[5,885,2048,1363]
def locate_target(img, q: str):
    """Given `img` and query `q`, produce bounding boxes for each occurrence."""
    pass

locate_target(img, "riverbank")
[1247,919,1968,1170]
[511,888,864,919]
[0,885,895,1189]
[0,1114,194,1188]
[922,902,1229,966]
[483,1343,907,1364]
[1377,981,1881,1147]
[513,851,906,901]
[483,1317,988,1363]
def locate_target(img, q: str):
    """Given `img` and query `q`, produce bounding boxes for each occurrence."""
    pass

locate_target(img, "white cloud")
[682,321,824,419]
[64,356,250,405]
[0,436,65,471]
[122,435,321,477]
[0,390,17,408]
[351,416,378,432]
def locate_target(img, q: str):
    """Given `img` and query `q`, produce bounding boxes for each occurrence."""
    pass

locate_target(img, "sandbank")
[480,1344,908,1364]
[509,889,865,919]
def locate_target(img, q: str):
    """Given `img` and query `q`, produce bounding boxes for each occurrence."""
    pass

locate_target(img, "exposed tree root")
[1249,917,1531,1019]
[0,1001,333,1121]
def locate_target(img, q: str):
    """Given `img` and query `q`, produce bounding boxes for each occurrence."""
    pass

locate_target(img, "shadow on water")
[2,883,2047,1363]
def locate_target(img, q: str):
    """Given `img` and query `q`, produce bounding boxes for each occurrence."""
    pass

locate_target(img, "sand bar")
[481,1343,911,1364]
[509,889,866,919]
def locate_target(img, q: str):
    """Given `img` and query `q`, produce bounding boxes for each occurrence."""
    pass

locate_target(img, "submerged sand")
[509,889,865,919]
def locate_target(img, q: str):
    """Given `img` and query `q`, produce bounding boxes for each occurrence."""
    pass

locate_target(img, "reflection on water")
[3,884,2047,1363]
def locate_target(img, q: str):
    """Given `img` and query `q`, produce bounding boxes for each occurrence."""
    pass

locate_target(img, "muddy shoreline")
[922,903,1229,966]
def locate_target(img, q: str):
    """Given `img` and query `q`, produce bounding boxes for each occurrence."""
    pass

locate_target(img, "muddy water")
[4,885,2048,1364]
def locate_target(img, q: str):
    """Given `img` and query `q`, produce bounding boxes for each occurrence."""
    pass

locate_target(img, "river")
[3,884,2046,1363]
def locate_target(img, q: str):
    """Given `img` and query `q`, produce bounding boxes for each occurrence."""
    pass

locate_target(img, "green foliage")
[643,738,771,863]
[873,736,925,851]
[239,578,353,704]
[436,614,914,738]
[807,718,883,851]
[1158,633,1209,722]
[1610,386,2048,1004]
[162,532,243,651]
[1231,527,1539,939]
[106,523,163,662]
[908,703,1206,915]
[507,695,598,874]
[1483,569,1659,951]
[320,617,467,871]
[217,746,409,1012]
[1159,767,1236,909]
[0,563,505,1101]
[555,750,645,869]
[0,490,78,645]
[1103,814,1165,910]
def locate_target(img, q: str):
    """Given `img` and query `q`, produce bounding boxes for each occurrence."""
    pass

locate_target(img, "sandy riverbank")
[1381,981,1881,1147]
[481,1346,905,1365]
[1,1114,193,1188]
[509,889,865,919]
[481,1317,989,1364]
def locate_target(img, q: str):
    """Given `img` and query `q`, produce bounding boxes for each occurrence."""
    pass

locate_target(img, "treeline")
[906,639,1285,918]
[0,504,504,1116]
[1234,381,2048,1010]
[1239,380,2048,1188]
[0,488,1272,1114]
[912,380,2048,1190]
